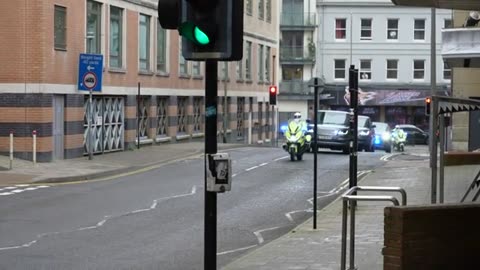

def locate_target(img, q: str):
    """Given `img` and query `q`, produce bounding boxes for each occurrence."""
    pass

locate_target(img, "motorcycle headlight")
[382,132,390,141]
[288,133,298,142]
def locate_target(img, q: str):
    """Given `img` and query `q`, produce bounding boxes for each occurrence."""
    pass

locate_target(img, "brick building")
[0,0,279,161]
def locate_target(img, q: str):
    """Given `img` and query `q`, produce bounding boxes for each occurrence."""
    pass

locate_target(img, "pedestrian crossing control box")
[206,153,232,193]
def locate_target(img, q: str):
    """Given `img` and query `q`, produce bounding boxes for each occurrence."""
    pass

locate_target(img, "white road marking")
[37,186,50,189]
[11,190,24,193]
[0,186,198,251]
[232,174,237,178]
[4,187,16,190]
[274,156,289,161]
[0,192,13,196]
[217,245,258,256]
[15,184,30,187]
[258,162,268,167]
[253,227,280,244]
[286,209,313,222]
[24,187,38,191]
[245,166,259,171]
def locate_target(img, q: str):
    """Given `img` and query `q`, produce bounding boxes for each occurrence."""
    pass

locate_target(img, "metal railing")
[280,46,315,62]
[280,12,317,27]
[340,186,407,270]
[460,168,480,202]
[279,80,311,95]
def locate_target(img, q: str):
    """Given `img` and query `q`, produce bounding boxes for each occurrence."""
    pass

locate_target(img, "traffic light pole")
[313,78,319,230]
[348,66,358,189]
[204,60,218,270]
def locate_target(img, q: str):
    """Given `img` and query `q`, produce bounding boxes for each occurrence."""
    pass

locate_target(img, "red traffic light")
[269,85,277,94]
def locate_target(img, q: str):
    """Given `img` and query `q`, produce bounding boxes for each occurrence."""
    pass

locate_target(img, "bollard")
[32,130,37,165]
[9,130,13,169]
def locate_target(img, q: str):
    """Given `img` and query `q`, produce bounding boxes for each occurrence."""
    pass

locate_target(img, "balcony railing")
[442,28,480,68]
[280,46,315,62]
[279,80,311,95]
[281,12,317,27]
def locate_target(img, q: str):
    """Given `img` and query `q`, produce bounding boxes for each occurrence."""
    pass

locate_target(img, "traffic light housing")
[269,85,278,105]
[158,0,244,61]
[425,97,432,116]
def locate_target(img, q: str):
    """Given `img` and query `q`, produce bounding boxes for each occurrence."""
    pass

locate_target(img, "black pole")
[352,69,359,187]
[137,82,140,149]
[348,67,355,188]
[313,78,319,230]
[204,60,218,270]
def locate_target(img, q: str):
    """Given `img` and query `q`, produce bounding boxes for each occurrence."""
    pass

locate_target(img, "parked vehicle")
[282,120,311,161]
[394,124,429,145]
[357,116,376,152]
[373,122,392,153]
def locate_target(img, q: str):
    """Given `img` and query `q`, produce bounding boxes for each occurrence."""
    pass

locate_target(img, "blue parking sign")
[78,53,103,91]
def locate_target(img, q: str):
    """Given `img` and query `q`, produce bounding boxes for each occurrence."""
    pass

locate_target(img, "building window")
[335,18,347,40]
[245,41,252,80]
[386,59,398,79]
[360,18,372,40]
[86,0,102,54]
[236,60,243,80]
[265,47,271,83]
[258,0,264,20]
[387,19,398,40]
[109,6,123,68]
[282,66,303,80]
[334,59,346,79]
[413,60,425,79]
[192,62,201,76]
[54,5,67,50]
[414,19,425,41]
[246,0,252,16]
[179,39,189,75]
[443,61,451,80]
[139,14,151,71]
[156,97,168,137]
[444,19,453,29]
[360,60,372,80]
[177,97,187,133]
[218,62,228,80]
[258,44,264,82]
[157,22,167,73]
[193,97,202,132]
[266,0,272,23]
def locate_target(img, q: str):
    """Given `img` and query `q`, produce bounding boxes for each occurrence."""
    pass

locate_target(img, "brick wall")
[384,204,480,270]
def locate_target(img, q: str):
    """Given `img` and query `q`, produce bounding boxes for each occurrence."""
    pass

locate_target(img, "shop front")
[321,85,450,131]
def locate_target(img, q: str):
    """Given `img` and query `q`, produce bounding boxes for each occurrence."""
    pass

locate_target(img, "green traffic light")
[179,22,212,46]
[194,26,210,45]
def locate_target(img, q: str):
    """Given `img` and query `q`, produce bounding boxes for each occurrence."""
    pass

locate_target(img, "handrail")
[460,168,480,202]
[340,186,406,270]
[344,185,407,205]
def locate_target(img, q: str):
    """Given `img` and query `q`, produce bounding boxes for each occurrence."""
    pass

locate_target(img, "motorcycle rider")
[283,112,312,161]
[391,126,407,151]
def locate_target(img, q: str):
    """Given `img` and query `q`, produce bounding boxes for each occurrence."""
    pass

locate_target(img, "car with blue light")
[373,122,392,153]
[357,116,376,152]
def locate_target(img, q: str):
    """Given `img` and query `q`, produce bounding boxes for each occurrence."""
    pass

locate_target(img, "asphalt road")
[0,147,387,270]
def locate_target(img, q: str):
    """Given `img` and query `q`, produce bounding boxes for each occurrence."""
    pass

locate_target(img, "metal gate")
[84,96,125,154]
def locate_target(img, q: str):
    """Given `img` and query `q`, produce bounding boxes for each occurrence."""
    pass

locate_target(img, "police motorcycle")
[391,127,407,152]
[282,119,312,161]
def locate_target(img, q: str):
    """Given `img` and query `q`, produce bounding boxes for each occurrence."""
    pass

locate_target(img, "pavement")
[222,146,479,270]
[0,143,477,270]
[0,142,247,185]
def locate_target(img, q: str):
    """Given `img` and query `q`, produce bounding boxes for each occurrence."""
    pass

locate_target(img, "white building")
[316,0,452,130]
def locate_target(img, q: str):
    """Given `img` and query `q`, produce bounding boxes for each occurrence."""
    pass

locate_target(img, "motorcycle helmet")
[293,112,302,123]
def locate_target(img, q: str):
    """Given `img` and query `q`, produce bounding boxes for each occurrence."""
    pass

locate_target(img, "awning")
[391,0,480,11]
